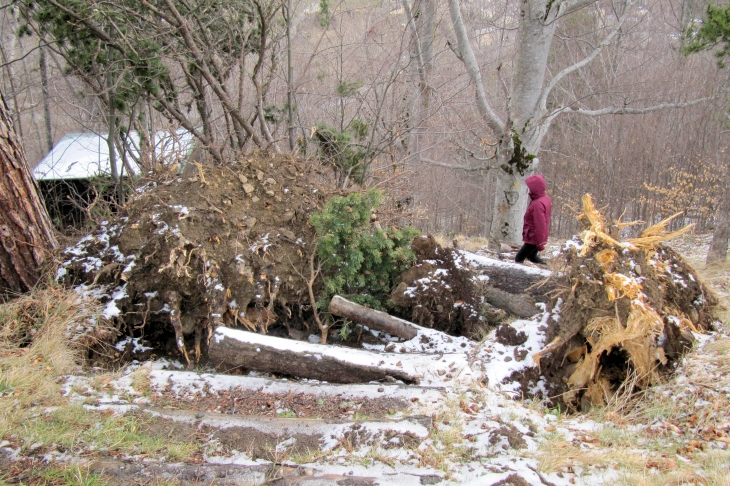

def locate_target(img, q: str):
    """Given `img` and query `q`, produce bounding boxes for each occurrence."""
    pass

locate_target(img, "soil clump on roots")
[518,196,718,411]
[390,234,482,337]
[58,154,334,366]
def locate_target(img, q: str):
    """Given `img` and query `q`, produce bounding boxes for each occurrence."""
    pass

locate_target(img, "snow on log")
[458,252,555,296]
[208,327,421,384]
[328,295,419,340]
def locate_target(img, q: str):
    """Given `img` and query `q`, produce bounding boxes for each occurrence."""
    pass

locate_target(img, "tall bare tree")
[448,0,707,246]
[0,92,57,294]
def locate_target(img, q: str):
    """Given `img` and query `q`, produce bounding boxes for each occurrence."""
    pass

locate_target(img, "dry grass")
[583,316,730,483]
[536,433,646,474]
[615,336,730,425]
[535,410,730,484]
[433,234,490,253]
[1,464,108,486]
[0,284,103,432]
[411,396,471,475]
[0,284,199,472]
[361,445,397,469]
[471,322,495,343]
[610,449,730,486]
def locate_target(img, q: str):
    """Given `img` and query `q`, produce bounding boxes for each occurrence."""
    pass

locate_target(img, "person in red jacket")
[515,174,552,265]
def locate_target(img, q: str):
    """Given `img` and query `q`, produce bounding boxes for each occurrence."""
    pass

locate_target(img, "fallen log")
[458,252,555,296]
[484,287,542,318]
[208,327,420,384]
[328,295,419,340]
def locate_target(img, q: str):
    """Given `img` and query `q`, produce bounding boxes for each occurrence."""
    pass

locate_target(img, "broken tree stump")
[328,295,419,340]
[208,327,420,384]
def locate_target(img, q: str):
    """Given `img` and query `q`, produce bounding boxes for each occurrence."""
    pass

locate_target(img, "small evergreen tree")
[309,190,419,311]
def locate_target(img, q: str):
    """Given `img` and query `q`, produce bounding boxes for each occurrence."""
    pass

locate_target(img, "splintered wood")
[535,194,708,410]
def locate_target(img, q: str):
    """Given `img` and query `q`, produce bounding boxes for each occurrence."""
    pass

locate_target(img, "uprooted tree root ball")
[526,195,718,411]
[58,154,335,366]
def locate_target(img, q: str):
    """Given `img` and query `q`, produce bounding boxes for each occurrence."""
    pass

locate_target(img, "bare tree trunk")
[106,62,123,205]
[465,256,554,295]
[402,0,434,167]
[484,287,542,318]
[489,165,531,246]
[0,92,58,294]
[285,0,296,153]
[448,0,664,246]
[707,194,730,265]
[39,45,53,154]
[0,15,23,141]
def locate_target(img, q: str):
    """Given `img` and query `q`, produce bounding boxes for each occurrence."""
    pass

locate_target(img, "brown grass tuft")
[0,284,104,431]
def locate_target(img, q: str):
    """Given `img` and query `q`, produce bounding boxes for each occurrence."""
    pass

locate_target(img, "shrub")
[310,190,419,310]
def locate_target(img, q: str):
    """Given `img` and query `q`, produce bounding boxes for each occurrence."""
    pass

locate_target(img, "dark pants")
[515,244,546,264]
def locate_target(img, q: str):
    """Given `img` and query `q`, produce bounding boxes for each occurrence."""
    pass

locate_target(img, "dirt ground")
[149,386,410,419]
[391,234,482,337]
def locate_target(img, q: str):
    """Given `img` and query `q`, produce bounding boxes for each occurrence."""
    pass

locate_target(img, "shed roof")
[33,128,196,181]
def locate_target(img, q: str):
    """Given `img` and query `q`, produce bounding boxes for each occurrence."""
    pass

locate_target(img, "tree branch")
[562,0,600,16]
[401,0,428,94]
[422,156,495,171]
[539,0,635,113]
[447,0,504,134]
[569,98,713,117]
[155,0,267,150]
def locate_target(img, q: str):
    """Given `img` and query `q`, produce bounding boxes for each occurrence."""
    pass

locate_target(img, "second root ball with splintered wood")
[532,194,715,410]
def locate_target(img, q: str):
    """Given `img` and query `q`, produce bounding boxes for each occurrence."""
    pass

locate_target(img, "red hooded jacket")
[522,175,552,251]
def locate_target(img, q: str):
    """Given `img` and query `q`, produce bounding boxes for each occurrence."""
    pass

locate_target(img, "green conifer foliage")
[312,123,370,186]
[684,4,730,67]
[309,190,419,310]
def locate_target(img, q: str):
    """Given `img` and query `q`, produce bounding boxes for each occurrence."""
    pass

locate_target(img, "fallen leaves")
[459,400,479,415]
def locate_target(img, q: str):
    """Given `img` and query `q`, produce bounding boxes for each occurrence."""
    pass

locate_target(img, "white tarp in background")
[33,128,196,181]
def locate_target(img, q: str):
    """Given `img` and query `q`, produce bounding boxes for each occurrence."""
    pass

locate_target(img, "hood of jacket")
[526,174,547,200]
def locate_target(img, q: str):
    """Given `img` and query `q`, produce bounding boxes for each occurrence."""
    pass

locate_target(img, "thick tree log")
[485,287,542,318]
[209,327,420,384]
[459,252,554,297]
[328,295,419,340]
[0,92,58,294]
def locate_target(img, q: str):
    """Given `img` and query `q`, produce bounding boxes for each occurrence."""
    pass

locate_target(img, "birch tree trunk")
[0,92,58,294]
